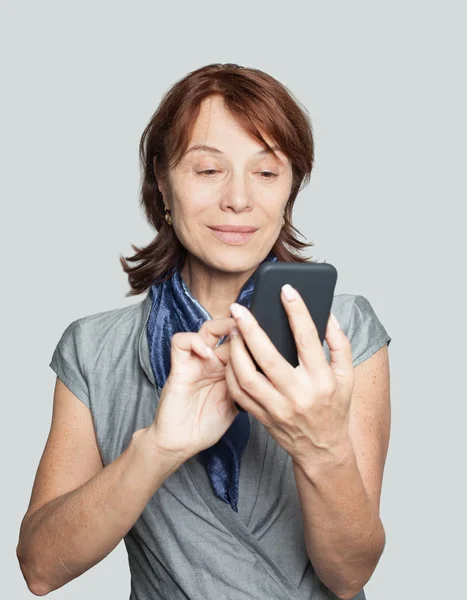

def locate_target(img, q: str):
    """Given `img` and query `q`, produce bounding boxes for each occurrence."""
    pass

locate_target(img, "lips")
[208,225,258,233]
[208,225,257,245]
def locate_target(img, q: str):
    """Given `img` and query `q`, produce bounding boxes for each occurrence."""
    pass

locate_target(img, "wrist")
[292,437,355,476]
[135,426,191,469]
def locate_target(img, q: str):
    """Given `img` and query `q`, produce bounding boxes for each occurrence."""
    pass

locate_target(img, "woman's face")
[158,95,293,274]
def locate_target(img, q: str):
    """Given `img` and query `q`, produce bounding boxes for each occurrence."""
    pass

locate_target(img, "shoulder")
[50,295,151,408]
[330,293,392,367]
[76,296,148,343]
[52,295,150,373]
[331,293,375,327]
[330,293,356,322]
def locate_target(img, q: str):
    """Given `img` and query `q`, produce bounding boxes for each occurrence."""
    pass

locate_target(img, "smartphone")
[234,262,337,412]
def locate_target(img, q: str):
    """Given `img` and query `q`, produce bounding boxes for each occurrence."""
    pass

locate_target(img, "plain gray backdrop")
[2,1,466,598]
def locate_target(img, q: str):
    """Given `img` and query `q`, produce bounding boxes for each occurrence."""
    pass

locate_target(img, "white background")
[1,1,466,598]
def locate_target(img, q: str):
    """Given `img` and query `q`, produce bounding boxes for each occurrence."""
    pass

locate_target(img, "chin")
[201,247,265,274]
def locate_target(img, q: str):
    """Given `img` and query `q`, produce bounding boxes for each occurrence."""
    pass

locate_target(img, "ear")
[153,156,166,196]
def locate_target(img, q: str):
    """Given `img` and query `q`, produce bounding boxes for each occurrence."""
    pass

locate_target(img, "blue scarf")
[147,252,278,512]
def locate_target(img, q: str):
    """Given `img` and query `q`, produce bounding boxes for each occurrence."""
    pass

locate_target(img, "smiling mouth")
[208,226,257,245]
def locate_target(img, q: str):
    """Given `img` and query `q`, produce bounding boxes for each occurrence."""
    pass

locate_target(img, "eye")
[197,169,219,176]
[259,171,278,178]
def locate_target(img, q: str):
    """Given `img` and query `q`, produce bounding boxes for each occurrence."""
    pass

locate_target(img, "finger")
[229,303,294,395]
[325,312,354,385]
[280,284,330,376]
[228,325,281,410]
[198,317,237,347]
[171,332,214,365]
[213,337,232,366]
[225,359,269,423]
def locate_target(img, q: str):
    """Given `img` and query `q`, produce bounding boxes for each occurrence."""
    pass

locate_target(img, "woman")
[17,64,391,600]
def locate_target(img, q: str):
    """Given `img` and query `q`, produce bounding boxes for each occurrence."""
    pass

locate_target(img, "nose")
[219,171,252,213]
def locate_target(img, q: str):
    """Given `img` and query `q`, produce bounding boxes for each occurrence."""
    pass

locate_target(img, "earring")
[164,207,172,226]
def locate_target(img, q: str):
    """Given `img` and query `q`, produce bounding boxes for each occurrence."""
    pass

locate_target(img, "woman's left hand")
[226,284,355,468]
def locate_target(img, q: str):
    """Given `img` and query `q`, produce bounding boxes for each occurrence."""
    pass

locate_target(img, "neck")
[180,254,257,319]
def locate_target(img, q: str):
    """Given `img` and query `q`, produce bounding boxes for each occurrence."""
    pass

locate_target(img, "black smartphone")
[234,262,337,412]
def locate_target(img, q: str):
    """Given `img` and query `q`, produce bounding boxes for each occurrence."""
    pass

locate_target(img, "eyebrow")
[184,144,283,157]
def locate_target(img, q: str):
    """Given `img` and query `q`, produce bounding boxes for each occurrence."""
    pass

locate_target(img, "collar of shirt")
[138,291,157,388]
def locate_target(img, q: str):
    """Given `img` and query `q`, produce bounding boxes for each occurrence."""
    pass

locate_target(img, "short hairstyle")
[120,63,316,296]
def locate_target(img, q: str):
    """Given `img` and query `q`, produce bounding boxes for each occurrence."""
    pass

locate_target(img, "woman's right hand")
[148,318,240,461]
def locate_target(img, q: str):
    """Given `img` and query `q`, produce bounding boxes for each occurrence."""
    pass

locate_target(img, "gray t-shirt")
[49,291,391,600]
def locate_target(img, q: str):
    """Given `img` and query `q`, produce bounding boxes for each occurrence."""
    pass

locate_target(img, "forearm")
[292,440,385,600]
[17,427,185,596]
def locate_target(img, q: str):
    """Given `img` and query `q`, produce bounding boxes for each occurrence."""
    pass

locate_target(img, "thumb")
[325,312,354,383]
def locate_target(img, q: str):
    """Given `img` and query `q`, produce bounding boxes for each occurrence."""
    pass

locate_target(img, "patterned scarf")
[147,252,277,512]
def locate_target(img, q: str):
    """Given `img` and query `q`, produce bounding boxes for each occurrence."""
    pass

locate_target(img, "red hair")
[120,63,316,296]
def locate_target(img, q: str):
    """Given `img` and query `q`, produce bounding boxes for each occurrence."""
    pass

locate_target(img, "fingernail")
[230,303,244,319]
[282,284,297,301]
[230,326,239,338]
[330,312,341,330]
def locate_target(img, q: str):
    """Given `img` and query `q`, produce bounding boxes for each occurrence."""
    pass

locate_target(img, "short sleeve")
[49,319,90,408]
[347,295,392,368]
